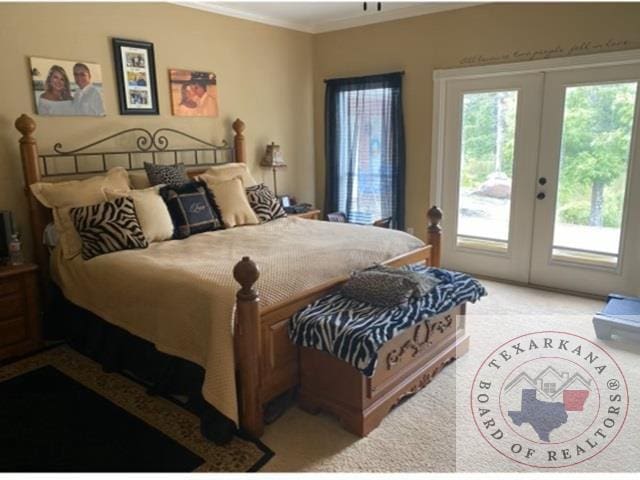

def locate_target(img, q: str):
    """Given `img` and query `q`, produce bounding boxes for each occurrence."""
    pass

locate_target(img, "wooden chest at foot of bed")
[298,303,468,436]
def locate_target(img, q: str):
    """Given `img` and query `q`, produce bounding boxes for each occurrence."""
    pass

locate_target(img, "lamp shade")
[261,142,286,168]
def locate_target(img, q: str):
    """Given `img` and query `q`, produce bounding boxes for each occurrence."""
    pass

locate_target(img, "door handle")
[537,192,546,200]
[538,177,547,185]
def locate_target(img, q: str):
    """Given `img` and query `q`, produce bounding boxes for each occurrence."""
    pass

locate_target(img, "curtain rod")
[324,71,405,83]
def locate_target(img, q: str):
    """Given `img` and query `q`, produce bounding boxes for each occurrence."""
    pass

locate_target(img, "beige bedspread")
[52,217,424,424]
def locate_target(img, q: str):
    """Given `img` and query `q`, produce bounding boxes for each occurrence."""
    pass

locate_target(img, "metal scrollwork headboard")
[40,125,234,178]
[14,113,247,279]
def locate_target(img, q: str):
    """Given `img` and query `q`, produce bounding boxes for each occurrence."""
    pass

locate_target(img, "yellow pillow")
[129,172,152,190]
[199,175,259,228]
[104,186,174,243]
[203,163,257,187]
[30,167,131,259]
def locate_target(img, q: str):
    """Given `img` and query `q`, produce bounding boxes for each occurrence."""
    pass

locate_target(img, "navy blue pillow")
[159,180,224,239]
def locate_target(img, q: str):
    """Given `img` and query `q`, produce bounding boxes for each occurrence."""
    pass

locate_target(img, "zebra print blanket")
[289,265,486,376]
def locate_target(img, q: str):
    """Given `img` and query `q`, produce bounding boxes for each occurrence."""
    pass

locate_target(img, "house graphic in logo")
[504,366,592,441]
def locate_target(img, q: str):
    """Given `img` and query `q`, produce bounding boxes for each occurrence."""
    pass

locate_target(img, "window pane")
[458,91,518,243]
[337,88,391,224]
[553,82,637,258]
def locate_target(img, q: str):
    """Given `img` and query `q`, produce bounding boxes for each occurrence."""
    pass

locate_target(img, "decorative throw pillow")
[245,184,287,223]
[159,180,223,239]
[104,186,174,243]
[70,196,148,260]
[362,264,440,299]
[129,172,152,190]
[30,166,131,259]
[203,163,258,187]
[144,162,189,187]
[341,270,417,307]
[198,175,259,228]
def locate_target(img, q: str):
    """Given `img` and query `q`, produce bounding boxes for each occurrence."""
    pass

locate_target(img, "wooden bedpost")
[233,256,264,438]
[232,119,246,164]
[15,114,48,276]
[427,206,443,268]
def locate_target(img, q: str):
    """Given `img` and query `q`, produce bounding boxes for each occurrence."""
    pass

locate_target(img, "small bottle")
[9,233,24,266]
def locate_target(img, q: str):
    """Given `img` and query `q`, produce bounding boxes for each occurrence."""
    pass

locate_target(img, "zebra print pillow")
[245,184,287,223]
[70,197,148,260]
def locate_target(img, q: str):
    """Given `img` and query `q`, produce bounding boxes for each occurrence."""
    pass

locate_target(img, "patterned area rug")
[0,345,272,472]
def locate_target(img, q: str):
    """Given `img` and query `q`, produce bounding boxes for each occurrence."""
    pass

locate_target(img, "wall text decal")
[459,39,638,66]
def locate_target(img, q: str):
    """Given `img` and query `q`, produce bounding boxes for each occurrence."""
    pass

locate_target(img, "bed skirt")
[47,283,237,445]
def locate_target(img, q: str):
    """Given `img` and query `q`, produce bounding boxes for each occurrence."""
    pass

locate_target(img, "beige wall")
[4,2,640,259]
[313,2,640,241]
[0,2,313,258]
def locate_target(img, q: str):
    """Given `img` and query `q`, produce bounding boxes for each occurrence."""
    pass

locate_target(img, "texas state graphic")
[508,389,590,442]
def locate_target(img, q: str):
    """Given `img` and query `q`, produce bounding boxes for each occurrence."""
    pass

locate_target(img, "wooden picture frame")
[112,38,159,115]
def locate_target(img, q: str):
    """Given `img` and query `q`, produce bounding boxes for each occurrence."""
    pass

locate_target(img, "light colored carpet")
[261,280,639,472]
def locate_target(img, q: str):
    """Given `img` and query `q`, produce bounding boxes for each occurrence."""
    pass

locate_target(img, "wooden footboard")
[233,207,445,437]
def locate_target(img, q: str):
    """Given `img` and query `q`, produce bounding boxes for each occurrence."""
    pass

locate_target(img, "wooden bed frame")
[14,114,448,439]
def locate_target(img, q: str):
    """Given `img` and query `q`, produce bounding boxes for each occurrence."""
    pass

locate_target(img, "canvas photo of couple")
[30,57,105,117]
[169,69,218,117]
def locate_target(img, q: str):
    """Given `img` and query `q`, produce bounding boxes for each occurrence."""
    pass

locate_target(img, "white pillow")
[104,186,174,243]
[203,163,257,187]
[199,175,259,228]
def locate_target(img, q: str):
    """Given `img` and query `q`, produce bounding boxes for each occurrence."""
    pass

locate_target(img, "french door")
[530,65,640,295]
[438,58,640,296]
[441,73,543,283]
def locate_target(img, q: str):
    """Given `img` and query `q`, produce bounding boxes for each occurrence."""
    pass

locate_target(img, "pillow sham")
[70,196,148,260]
[159,180,224,239]
[198,175,259,228]
[144,162,189,187]
[104,186,174,243]
[129,172,152,190]
[245,184,287,223]
[30,167,131,259]
[202,163,258,187]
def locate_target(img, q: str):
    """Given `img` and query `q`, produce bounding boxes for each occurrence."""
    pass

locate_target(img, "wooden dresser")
[0,264,41,360]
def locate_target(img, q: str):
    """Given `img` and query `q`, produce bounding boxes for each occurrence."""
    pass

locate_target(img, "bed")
[14,114,449,439]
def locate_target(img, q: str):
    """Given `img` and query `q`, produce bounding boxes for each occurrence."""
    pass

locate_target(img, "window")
[325,73,405,228]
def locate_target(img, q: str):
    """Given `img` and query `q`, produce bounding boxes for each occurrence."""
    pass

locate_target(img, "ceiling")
[175,1,479,33]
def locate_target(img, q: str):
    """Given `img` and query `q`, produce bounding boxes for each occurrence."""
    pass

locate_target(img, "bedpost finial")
[232,118,245,135]
[234,256,260,300]
[427,205,443,231]
[15,114,36,137]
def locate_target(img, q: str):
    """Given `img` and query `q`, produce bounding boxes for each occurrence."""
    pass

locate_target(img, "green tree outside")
[557,83,636,227]
[460,83,636,228]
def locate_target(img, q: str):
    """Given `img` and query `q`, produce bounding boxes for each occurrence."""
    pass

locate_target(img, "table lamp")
[261,142,286,196]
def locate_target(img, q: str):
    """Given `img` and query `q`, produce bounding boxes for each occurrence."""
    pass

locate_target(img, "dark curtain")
[324,72,405,229]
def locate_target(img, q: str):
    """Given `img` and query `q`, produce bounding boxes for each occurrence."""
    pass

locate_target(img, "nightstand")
[291,209,321,220]
[0,264,41,360]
